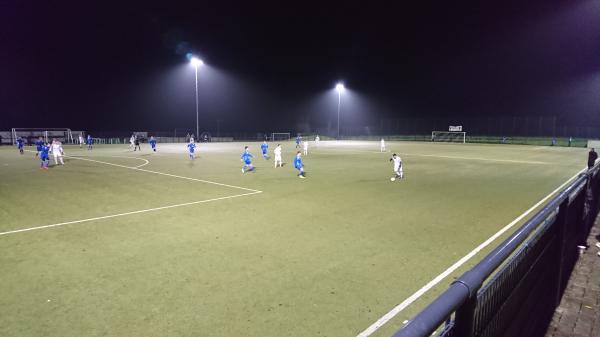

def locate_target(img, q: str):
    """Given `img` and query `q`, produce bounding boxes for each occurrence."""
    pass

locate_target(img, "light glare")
[336,83,345,92]
[190,57,203,67]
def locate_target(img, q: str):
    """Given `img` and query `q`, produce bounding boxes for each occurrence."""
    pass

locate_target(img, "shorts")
[41,155,49,161]
[244,160,252,165]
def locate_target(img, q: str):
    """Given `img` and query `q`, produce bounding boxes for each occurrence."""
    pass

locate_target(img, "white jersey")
[392,156,402,171]
[274,146,282,157]
[51,143,63,155]
[303,141,308,149]
[381,139,385,147]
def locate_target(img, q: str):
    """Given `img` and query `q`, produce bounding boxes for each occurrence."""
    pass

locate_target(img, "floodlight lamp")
[336,83,345,92]
[190,57,203,67]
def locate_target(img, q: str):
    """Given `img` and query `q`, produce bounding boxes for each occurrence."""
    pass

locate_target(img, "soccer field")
[0,140,587,337]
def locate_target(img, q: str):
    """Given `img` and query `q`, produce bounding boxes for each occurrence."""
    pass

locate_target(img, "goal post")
[271,132,291,142]
[431,131,466,143]
[11,128,75,144]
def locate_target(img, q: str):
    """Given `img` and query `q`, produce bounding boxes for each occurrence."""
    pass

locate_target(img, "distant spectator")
[568,137,572,147]
[551,138,557,146]
[588,148,598,169]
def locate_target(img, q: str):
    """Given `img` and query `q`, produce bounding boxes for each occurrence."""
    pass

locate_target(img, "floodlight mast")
[190,57,203,139]
[335,83,345,140]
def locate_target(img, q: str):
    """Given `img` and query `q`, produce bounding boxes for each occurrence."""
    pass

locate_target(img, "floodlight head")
[335,83,345,93]
[190,57,203,67]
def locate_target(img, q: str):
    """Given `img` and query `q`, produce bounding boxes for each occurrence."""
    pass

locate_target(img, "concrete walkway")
[544,218,600,337]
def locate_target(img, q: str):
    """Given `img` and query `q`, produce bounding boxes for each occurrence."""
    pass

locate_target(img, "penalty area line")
[357,167,587,337]
[68,155,260,193]
[0,191,262,237]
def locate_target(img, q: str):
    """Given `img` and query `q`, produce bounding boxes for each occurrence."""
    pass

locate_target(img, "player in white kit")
[390,153,403,181]
[303,140,308,155]
[78,133,84,148]
[129,134,135,149]
[380,138,386,152]
[315,135,320,147]
[274,144,283,168]
[50,139,65,165]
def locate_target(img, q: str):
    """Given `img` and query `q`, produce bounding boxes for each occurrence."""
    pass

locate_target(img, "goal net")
[11,128,76,144]
[431,131,466,143]
[271,132,291,142]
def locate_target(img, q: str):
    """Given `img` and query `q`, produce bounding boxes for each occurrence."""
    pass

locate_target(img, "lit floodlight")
[335,83,345,92]
[190,57,203,67]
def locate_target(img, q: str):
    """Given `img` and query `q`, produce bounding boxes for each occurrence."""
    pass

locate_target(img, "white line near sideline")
[0,191,262,237]
[357,167,587,337]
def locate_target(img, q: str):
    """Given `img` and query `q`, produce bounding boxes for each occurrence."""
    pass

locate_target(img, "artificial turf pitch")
[0,141,587,337]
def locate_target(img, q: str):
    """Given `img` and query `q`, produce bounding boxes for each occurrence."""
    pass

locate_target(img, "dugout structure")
[11,128,76,144]
[431,131,466,143]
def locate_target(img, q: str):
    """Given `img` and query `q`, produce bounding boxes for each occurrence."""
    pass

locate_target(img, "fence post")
[453,296,476,337]
[452,271,482,337]
[554,198,570,306]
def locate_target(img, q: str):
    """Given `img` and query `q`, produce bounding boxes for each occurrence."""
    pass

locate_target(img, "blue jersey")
[241,151,253,164]
[261,143,268,154]
[16,139,24,148]
[149,139,157,147]
[187,143,196,153]
[87,135,92,144]
[294,155,303,169]
[40,145,50,159]
[35,140,43,151]
[296,136,301,144]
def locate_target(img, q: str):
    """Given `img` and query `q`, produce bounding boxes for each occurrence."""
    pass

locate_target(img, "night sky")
[2,1,600,134]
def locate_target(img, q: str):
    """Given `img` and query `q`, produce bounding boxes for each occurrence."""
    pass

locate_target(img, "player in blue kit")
[149,136,157,152]
[86,134,93,150]
[187,141,196,159]
[40,143,50,169]
[260,141,269,159]
[241,146,255,173]
[294,151,306,178]
[295,135,302,148]
[16,137,25,154]
[35,137,44,157]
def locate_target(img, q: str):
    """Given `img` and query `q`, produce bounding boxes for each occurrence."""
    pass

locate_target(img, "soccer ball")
[390,177,396,182]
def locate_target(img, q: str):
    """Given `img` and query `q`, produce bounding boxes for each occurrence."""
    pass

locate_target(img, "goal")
[11,128,76,144]
[431,131,466,143]
[271,132,291,142]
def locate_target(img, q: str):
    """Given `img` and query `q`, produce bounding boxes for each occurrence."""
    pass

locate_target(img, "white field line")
[0,191,262,237]
[402,153,549,165]
[67,155,260,193]
[357,167,587,337]
[315,148,551,165]
[104,156,149,168]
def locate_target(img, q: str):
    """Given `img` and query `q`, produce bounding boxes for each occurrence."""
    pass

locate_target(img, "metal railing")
[393,164,600,337]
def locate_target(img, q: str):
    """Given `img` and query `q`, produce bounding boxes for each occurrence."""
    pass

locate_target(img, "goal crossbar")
[12,128,75,144]
[271,132,291,142]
